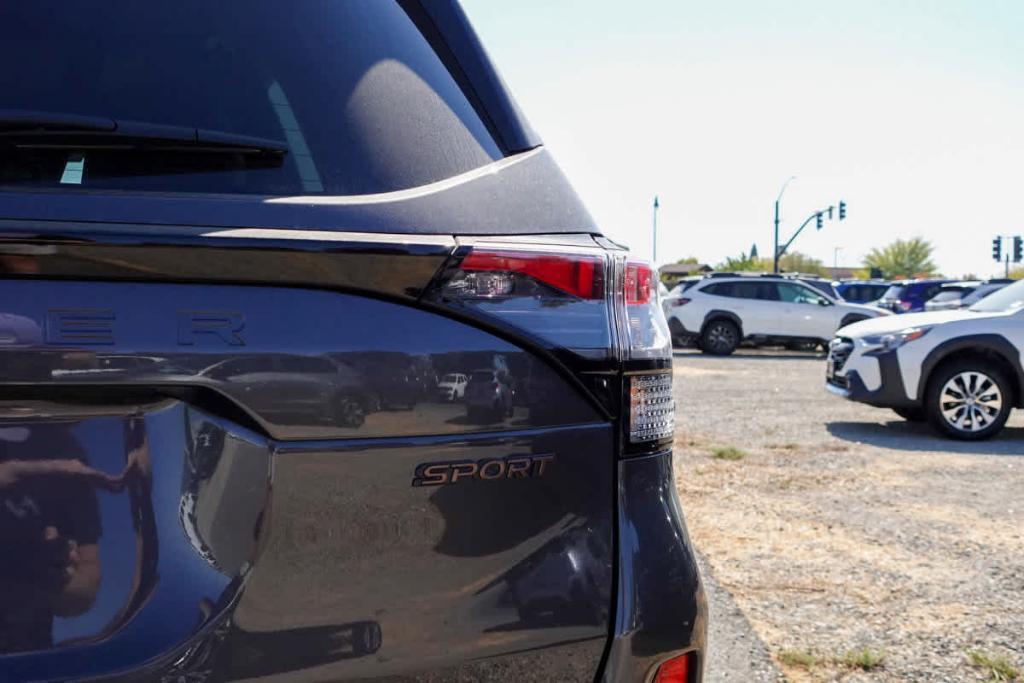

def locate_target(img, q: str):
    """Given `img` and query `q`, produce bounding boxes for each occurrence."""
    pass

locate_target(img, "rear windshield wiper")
[0,109,288,156]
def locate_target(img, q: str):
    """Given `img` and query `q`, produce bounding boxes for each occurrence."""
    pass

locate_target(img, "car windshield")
[962,284,1004,305]
[0,1,500,196]
[969,279,1024,312]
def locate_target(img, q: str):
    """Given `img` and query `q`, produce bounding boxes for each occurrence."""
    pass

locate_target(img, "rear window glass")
[0,2,501,196]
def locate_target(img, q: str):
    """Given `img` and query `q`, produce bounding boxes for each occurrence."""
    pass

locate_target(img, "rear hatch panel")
[0,274,613,681]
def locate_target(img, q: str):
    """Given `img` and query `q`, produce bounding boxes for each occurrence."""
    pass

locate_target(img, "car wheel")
[892,406,927,422]
[925,361,1012,440]
[668,318,688,347]
[700,320,739,356]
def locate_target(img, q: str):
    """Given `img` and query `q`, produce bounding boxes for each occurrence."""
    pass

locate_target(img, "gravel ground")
[672,348,1024,682]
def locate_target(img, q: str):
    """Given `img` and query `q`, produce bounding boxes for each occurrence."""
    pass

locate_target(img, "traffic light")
[815,212,823,230]
[838,201,846,220]
[993,237,1003,262]
[1014,236,1023,263]
[827,205,834,220]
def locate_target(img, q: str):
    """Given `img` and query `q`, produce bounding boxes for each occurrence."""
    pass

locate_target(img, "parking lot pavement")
[672,349,1024,682]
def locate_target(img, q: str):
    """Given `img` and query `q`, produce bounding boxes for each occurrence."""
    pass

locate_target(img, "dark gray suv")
[0,2,704,681]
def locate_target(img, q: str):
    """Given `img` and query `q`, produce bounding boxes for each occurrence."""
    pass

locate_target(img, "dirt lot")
[672,349,1024,682]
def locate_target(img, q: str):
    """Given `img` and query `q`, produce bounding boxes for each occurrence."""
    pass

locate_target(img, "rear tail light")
[671,298,692,307]
[458,251,603,300]
[428,245,675,450]
[654,653,692,683]
[427,246,612,357]
[624,262,653,305]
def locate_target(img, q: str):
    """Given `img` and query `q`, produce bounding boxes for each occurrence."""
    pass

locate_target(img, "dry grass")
[711,446,747,461]
[968,651,1020,682]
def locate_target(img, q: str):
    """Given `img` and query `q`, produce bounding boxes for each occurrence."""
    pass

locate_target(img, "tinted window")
[0,2,501,196]
[733,282,778,300]
[776,282,826,304]
[701,282,733,297]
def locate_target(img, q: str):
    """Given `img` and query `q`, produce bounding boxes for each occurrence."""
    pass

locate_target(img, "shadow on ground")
[827,420,1024,456]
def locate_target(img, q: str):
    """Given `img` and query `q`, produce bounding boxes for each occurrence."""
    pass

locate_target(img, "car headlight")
[862,326,931,352]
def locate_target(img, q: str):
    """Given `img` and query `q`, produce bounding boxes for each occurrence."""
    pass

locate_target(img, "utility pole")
[773,177,796,273]
[834,246,843,270]
[652,195,659,264]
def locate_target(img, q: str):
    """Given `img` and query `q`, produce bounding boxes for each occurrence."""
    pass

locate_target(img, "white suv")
[826,279,1024,440]
[663,275,888,355]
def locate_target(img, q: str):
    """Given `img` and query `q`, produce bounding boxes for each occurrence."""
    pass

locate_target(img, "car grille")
[828,337,854,373]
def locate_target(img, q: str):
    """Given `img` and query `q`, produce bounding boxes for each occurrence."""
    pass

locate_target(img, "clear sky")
[461,0,1024,278]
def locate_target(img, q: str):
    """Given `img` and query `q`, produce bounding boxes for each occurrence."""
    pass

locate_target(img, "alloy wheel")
[707,323,736,352]
[938,371,1003,433]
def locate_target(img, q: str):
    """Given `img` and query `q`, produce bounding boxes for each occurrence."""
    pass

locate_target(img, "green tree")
[863,238,937,278]
[715,250,826,276]
[674,256,701,265]
[778,252,828,277]
[717,251,766,272]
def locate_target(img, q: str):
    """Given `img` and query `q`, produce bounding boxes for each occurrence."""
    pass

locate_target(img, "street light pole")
[773,176,796,274]
[834,246,843,270]
[652,195,659,264]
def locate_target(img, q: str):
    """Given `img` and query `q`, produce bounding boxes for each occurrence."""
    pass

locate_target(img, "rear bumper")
[601,450,707,682]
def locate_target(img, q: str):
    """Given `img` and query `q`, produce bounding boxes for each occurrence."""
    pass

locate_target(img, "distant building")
[660,263,714,281]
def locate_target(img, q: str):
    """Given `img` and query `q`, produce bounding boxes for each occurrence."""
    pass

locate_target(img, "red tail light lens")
[624,262,653,305]
[428,246,613,357]
[459,250,604,300]
[654,653,691,683]
[671,298,692,307]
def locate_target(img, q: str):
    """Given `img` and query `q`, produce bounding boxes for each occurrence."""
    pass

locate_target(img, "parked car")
[827,279,1024,439]
[464,368,515,420]
[835,280,891,304]
[436,372,469,401]
[877,279,951,312]
[0,3,702,681]
[924,280,1012,311]
[664,274,889,354]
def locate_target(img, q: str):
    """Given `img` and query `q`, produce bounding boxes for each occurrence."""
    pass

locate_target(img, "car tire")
[892,406,927,422]
[700,319,739,356]
[925,360,1012,440]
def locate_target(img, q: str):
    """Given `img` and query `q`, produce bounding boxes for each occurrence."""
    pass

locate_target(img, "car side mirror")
[818,299,831,306]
